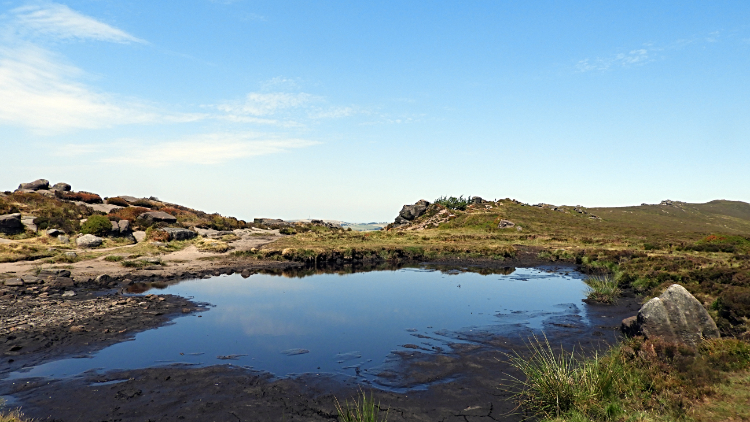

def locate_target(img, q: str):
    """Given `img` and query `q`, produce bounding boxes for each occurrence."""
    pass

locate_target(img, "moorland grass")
[505,336,750,422]
[584,275,621,304]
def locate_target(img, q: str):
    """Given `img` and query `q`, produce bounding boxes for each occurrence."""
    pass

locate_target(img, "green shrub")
[279,227,296,235]
[104,255,124,262]
[434,195,471,211]
[80,215,112,236]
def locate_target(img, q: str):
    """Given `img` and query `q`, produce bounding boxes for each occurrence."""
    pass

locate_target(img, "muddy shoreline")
[1,258,642,421]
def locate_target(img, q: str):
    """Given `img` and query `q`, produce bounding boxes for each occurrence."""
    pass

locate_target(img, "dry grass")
[0,409,29,422]
[196,238,229,253]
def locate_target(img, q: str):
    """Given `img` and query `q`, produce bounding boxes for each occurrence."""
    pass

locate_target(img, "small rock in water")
[405,328,418,332]
[217,354,247,360]
[62,290,76,297]
[281,348,310,356]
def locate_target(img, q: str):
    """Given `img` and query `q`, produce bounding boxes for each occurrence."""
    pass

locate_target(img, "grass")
[690,371,750,421]
[196,237,229,252]
[335,389,388,422]
[0,409,28,422]
[584,275,621,304]
[504,336,750,422]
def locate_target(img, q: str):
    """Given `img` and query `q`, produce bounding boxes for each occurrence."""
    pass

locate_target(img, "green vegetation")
[104,255,124,262]
[506,336,750,422]
[434,195,472,210]
[80,215,113,236]
[335,390,388,422]
[584,275,621,304]
[196,237,229,252]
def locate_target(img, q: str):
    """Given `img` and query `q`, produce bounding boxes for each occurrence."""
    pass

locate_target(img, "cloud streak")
[62,132,320,166]
[576,48,651,72]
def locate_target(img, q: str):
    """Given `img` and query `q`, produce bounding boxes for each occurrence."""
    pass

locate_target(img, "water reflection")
[8,266,588,385]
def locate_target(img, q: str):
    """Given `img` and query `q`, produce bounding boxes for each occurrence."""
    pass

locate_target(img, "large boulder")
[0,213,23,234]
[76,234,103,248]
[117,219,131,234]
[51,182,71,192]
[138,211,177,224]
[624,284,720,348]
[17,179,49,191]
[398,200,431,222]
[163,228,197,241]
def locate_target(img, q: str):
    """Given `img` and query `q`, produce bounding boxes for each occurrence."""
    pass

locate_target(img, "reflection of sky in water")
[7,267,587,382]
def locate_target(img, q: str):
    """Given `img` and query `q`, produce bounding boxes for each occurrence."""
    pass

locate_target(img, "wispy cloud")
[61,132,319,166]
[576,48,651,72]
[217,92,317,116]
[10,3,145,43]
[0,44,204,133]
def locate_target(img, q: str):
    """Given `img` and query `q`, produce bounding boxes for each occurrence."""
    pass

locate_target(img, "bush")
[279,227,296,235]
[335,389,388,422]
[80,215,113,236]
[106,197,130,207]
[434,195,471,211]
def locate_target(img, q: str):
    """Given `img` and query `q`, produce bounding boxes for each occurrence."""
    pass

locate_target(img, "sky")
[1,1,748,222]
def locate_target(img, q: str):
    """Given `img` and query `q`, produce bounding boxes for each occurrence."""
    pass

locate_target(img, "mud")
[0,260,642,422]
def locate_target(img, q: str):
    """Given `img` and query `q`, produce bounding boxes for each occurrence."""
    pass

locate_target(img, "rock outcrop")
[138,211,177,224]
[497,219,515,228]
[0,213,24,234]
[393,200,430,226]
[17,179,49,191]
[76,234,103,248]
[622,284,720,348]
[163,228,197,241]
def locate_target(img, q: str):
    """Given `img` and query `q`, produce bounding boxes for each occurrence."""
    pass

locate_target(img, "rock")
[37,190,56,198]
[497,220,515,228]
[241,269,252,278]
[95,274,112,284]
[51,182,71,191]
[138,211,177,224]
[22,276,41,285]
[39,269,71,278]
[626,284,720,348]
[4,278,24,287]
[0,213,23,234]
[621,316,639,337]
[118,195,140,203]
[51,277,75,288]
[58,235,70,244]
[254,218,285,225]
[133,231,146,243]
[21,216,37,232]
[47,229,62,237]
[64,252,77,259]
[17,179,49,191]
[471,196,484,204]
[398,200,430,221]
[117,220,131,234]
[163,227,197,241]
[61,290,76,297]
[76,234,103,248]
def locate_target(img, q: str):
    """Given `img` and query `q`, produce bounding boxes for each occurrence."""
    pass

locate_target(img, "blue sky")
[1,1,748,222]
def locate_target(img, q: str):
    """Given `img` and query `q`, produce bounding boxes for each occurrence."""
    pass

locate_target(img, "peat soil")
[0,262,642,422]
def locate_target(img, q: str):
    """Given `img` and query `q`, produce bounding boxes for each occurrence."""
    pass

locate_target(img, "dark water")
[7,266,589,383]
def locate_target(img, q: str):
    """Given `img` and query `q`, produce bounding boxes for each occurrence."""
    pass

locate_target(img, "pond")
[7,266,591,386]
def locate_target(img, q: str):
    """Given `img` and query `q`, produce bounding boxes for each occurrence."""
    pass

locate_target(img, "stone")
[163,227,197,241]
[111,221,120,233]
[497,220,515,228]
[39,269,71,278]
[47,228,62,237]
[254,218,285,225]
[58,235,70,244]
[398,200,430,222]
[17,179,49,191]
[626,284,720,348]
[117,219,131,234]
[621,316,639,337]
[20,216,37,232]
[76,234,103,248]
[22,276,41,285]
[133,231,146,243]
[64,252,77,259]
[62,290,76,297]
[151,241,165,247]
[51,182,71,192]
[4,278,24,287]
[51,277,75,288]
[241,269,252,278]
[138,211,177,224]
[95,274,112,284]
[471,196,484,204]
[0,213,23,234]
[118,195,140,203]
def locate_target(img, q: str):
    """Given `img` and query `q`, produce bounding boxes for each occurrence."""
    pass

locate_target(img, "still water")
[8,266,589,383]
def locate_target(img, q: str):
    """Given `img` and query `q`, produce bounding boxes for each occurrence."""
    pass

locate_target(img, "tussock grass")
[196,238,229,253]
[0,409,28,422]
[584,275,621,304]
[335,389,388,422]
